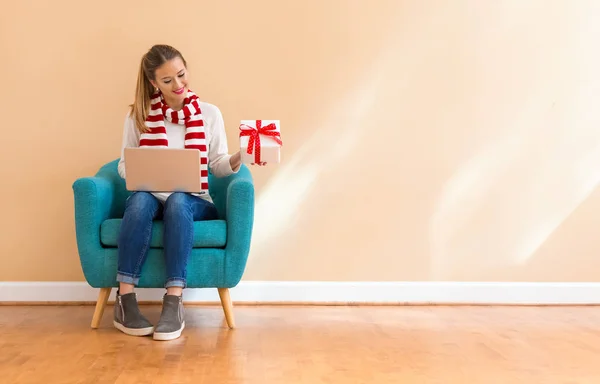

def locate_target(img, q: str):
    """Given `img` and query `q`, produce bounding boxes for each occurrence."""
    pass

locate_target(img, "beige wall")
[2,0,600,282]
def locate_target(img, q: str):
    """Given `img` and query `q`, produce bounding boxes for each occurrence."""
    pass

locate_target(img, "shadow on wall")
[429,1,600,280]
[243,2,406,278]
[246,0,600,281]
[249,57,384,266]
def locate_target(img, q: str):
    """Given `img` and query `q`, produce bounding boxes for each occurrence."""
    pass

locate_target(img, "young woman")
[114,44,261,341]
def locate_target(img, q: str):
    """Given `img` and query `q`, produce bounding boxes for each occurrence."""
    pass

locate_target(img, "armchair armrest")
[72,175,115,286]
[221,166,255,286]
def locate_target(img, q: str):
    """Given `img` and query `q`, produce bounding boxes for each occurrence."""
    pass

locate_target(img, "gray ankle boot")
[153,294,185,341]
[113,291,154,336]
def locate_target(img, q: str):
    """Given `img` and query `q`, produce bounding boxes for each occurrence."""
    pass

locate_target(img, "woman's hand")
[230,151,267,169]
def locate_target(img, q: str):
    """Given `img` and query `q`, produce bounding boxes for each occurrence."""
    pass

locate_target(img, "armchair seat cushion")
[100,219,227,248]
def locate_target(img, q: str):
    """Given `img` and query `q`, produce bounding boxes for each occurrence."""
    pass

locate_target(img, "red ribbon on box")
[239,120,283,163]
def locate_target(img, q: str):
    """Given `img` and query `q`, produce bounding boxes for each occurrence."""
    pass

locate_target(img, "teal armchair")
[72,159,254,329]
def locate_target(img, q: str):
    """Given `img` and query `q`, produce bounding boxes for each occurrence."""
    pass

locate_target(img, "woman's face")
[151,57,189,105]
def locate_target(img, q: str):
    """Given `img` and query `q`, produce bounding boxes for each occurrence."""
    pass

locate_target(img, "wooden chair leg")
[218,288,235,329]
[91,287,112,329]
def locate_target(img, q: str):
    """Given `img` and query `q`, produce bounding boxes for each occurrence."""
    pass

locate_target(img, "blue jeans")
[116,192,219,288]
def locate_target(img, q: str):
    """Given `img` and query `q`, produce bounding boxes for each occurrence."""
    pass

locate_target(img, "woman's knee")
[124,192,159,217]
[164,193,191,219]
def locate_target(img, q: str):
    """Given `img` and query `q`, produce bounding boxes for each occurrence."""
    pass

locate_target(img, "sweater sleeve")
[207,104,239,178]
[117,114,141,179]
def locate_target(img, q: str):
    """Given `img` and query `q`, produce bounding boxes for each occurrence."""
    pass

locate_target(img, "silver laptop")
[124,148,202,193]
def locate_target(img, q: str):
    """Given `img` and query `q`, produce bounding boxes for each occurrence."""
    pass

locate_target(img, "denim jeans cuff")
[165,278,186,288]
[116,272,140,286]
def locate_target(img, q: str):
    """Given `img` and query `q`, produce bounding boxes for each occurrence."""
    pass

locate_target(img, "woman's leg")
[162,192,219,292]
[114,191,162,336]
[116,192,162,288]
[153,192,218,341]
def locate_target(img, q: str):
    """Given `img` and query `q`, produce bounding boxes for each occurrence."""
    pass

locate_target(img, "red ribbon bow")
[239,120,282,163]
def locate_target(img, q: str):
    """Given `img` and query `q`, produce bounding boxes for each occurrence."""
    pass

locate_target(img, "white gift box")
[239,120,281,163]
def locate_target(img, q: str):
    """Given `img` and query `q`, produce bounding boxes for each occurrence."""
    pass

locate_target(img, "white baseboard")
[1,281,600,304]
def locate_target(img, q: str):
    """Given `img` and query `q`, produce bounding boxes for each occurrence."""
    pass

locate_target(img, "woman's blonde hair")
[130,44,187,133]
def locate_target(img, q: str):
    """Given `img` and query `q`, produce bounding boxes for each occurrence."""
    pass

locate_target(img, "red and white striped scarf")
[140,90,209,193]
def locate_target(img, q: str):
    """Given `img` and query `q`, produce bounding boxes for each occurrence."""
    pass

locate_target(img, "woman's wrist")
[230,151,242,172]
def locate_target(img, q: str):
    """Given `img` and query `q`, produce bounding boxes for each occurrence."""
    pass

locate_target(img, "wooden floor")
[1,305,600,383]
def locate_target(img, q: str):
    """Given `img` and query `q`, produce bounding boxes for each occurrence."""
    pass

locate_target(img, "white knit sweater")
[117,102,238,203]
